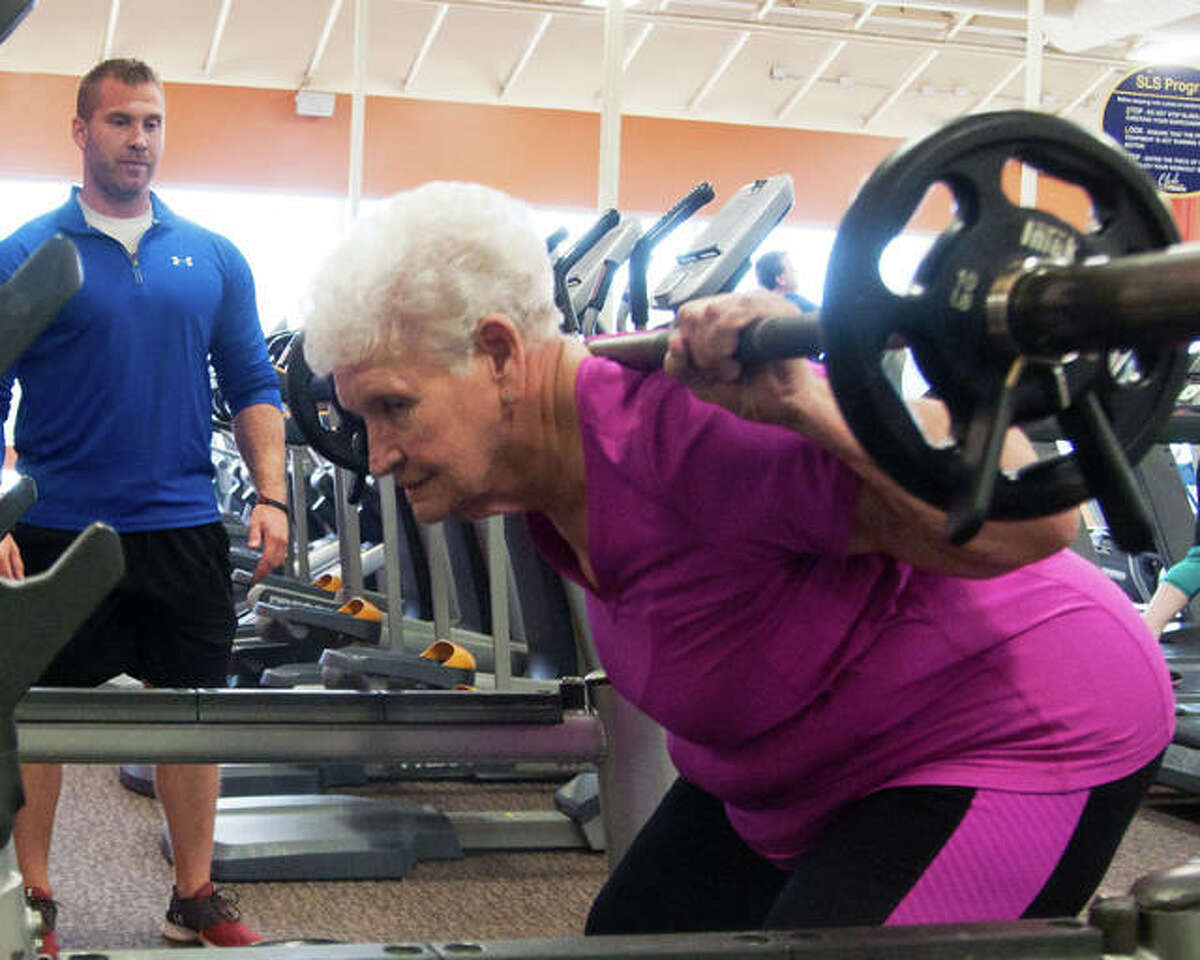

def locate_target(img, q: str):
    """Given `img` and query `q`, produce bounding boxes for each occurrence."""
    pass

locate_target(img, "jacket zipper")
[129,220,157,285]
[77,218,157,286]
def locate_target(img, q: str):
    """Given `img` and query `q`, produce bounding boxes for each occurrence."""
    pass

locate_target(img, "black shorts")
[13,522,236,688]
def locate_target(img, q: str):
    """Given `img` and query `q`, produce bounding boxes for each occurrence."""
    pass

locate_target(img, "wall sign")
[1102,64,1200,197]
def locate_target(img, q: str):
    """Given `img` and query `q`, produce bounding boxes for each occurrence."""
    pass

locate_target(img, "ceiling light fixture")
[295,90,336,117]
[1127,37,1200,65]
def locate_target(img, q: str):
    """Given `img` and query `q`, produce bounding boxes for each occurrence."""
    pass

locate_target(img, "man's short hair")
[77,58,161,120]
[755,250,787,290]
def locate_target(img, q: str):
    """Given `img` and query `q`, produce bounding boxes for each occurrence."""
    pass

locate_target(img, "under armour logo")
[171,255,194,267]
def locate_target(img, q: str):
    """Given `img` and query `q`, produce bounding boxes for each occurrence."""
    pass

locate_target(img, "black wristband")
[256,495,290,516]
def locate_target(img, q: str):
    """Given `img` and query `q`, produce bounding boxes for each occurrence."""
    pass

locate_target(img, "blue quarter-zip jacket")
[0,188,281,532]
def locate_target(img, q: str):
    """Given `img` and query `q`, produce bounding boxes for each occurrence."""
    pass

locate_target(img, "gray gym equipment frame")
[8,683,1200,958]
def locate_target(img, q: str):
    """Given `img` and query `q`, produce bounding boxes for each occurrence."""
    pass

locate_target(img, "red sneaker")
[162,882,262,947]
[24,886,58,959]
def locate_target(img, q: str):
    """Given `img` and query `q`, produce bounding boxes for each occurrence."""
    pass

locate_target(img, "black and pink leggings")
[585,756,1162,934]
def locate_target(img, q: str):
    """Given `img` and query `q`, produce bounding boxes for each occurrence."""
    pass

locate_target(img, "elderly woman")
[302,181,1173,934]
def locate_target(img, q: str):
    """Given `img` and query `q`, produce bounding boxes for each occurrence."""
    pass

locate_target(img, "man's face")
[72,78,164,207]
[776,256,797,292]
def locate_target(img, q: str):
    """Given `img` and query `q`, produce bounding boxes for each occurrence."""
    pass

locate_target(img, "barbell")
[590,110,1195,553]
[286,109,1197,554]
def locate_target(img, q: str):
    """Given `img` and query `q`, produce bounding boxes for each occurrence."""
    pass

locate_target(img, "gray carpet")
[49,765,608,950]
[41,766,1200,952]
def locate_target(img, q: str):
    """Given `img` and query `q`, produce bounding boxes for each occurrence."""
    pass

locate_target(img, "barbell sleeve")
[1003,242,1200,353]
[586,329,672,370]
[586,313,824,371]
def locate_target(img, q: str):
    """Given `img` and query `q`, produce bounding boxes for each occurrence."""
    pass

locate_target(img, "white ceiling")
[0,0,1198,141]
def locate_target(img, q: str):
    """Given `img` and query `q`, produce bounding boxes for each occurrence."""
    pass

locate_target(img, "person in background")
[1142,528,1200,640]
[755,249,817,312]
[300,181,1173,937]
[0,58,287,954]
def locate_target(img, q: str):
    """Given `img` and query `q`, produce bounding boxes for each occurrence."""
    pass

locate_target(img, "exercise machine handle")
[627,182,715,330]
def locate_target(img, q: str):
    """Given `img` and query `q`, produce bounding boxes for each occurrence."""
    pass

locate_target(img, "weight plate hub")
[821,110,1187,521]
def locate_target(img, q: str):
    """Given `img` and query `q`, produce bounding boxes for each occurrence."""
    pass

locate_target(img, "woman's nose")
[367,425,402,477]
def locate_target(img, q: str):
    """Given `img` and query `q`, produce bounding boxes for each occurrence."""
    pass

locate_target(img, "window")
[0,178,936,448]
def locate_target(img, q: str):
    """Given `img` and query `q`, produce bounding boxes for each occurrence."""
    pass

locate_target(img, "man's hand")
[230,402,288,584]
[245,503,288,584]
[0,533,24,580]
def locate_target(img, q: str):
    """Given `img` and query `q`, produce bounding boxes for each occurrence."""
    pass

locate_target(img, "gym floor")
[43,765,1200,951]
[49,765,608,949]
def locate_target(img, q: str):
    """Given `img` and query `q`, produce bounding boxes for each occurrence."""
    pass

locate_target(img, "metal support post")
[288,447,311,582]
[586,671,676,871]
[377,472,406,652]
[486,515,512,690]
[332,467,363,597]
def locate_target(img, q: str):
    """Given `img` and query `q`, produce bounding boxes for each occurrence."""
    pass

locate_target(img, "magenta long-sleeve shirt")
[528,356,1175,866]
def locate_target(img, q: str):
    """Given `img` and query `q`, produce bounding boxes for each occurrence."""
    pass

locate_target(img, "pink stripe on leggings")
[886,787,1090,925]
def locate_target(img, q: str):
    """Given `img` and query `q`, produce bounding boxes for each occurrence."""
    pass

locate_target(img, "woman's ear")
[474,314,521,382]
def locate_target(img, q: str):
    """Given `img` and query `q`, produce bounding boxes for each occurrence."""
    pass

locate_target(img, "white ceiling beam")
[776,1,874,121]
[623,0,670,73]
[99,0,120,61]
[843,0,1074,14]
[688,32,749,111]
[202,0,234,78]
[402,3,448,91]
[500,12,552,98]
[348,0,367,220]
[967,58,1024,113]
[597,0,624,209]
[776,40,845,120]
[1057,65,1116,117]
[301,0,345,89]
[1043,0,1192,53]
[410,0,1130,71]
[862,48,939,127]
[688,0,775,111]
[851,3,878,30]
[1020,0,1045,206]
[712,0,1026,42]
[943,12,972,41]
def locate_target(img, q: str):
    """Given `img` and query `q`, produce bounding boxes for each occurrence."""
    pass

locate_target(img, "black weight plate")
[212,330,298,430]
[821,110,1187,520]
[285,330,369,475]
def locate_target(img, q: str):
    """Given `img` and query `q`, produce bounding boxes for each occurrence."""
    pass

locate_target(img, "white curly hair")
[302,181,560,376]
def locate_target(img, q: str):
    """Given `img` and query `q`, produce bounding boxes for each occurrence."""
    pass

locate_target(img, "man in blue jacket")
[0,58,287,953]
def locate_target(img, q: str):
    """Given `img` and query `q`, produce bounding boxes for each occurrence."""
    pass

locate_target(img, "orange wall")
[364,97,599,209]
[163,82,353,194]
[620,115,902,224]
[0,70,1108,233]
[0,72,79,179]
[0,71,915,226]
[1171,197,1200,242]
